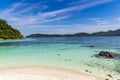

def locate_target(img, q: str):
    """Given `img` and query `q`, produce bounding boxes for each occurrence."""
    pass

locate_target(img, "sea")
[0,37,120,76]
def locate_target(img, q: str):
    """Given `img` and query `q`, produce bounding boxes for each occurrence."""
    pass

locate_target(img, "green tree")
[0,19,24,39]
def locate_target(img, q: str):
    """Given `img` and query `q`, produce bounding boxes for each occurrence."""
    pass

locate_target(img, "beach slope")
[0,67,105,80]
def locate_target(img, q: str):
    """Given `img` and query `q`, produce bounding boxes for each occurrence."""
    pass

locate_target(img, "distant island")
[26,29,120,38]
[0,19,24,40]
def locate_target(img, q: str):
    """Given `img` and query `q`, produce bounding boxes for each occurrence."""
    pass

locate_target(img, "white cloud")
[68,0,91,5]
[118,17,120,20]
[0,0,112,27]
[69,0,111,6]
[0,0,113,35]
[22,23,120,36]
[90,18,107,25]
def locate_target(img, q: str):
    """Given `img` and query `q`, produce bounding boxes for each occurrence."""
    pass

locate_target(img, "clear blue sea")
[0,37,120,76]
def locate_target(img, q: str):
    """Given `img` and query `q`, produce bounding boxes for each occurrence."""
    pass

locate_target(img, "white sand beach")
[0,67,105,80]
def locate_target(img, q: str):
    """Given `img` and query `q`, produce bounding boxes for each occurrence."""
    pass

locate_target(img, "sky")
[0,0,120,36]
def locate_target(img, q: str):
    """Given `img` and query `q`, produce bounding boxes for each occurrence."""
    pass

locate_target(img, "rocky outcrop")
[98,51,116,58]
[88,45,95,48]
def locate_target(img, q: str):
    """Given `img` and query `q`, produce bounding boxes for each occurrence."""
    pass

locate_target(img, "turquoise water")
[0,37,120,75]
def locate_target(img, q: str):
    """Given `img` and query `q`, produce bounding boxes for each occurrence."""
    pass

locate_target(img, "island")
[0,19,24,40]
[26,29,120,38]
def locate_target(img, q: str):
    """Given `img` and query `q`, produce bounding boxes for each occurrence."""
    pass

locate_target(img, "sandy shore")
[0,66,106,80]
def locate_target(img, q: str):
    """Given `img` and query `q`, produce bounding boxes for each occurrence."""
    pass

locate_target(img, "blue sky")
[0,0,120,36]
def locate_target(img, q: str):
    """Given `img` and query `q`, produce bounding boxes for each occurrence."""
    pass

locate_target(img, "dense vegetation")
[0,19,24,39]
[26,29,120,38]
[26,33,90,38]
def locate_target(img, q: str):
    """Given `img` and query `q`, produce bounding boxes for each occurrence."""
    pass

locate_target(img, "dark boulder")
[88,45,95,48]
[99,51,116,58]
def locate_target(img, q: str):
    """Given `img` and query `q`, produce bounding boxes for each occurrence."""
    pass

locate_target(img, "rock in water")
[88,45,95,48]
[99,51,116,58]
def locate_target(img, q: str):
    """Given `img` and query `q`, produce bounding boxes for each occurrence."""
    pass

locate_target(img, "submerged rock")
[88,45,95,48]
[57,54,61,56]
[85,70,88,72]
[107,74,112,78]
[99,51,116,58]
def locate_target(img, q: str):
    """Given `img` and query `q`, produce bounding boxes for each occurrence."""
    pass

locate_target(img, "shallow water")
[0,37,120,75]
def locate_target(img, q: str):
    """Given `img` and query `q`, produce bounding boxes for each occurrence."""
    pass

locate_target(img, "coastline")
[0,66,105,80]
[0,37,120,80]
